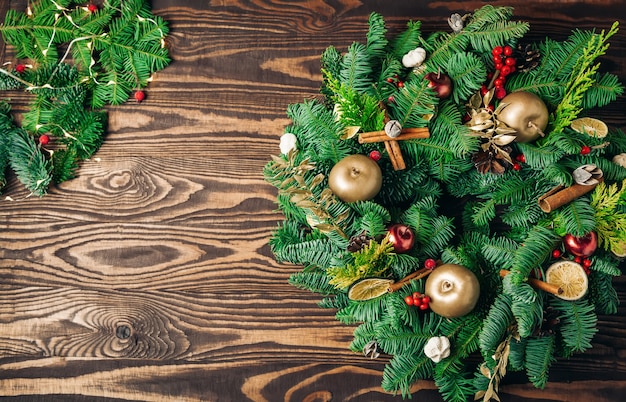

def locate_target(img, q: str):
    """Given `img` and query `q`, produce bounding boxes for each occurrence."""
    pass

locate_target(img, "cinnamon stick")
[385,140,406,170]
[388,267,433,292]
[538,179,603,213]
[358,127,431,144]
[499,269,563,296]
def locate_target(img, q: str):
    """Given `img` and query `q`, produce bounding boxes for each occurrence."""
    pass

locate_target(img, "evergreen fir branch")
[382,352,434,398]
[376,316,436,356]
[465,20,529,54]
[419,216,455,258]
[390,253,422,280]
[515,143,565,169]
[51,147,79,183]
[286,101,351,164]
[0,102,17,189]
[510,226,561,279]
[278,238,339,268]
[554,197,596,237]
[501,201,543,229]
[318,293,350,310]
[482,236,518,268]
[336,295,389,325]
[288,271,338,296]
[588,272,619,315]
[472,199,496,226]
[428,101,480,158]
[377,162,437,205]
[445,51,488,105]
[582,72,624,109]
[8,128,52,196]
[366,13,388,60]
[479,293,514,360]
[511,294,543,337]
[465,5,515,32]
[551,297,597,354]
[422,32,469,70]
[389,20,421,59]
[340,42,374,95]
[525,335,556,389]
[434,360,475,402]
[388,76,438,128]
[508,336,527,371]
[589,254,621,277]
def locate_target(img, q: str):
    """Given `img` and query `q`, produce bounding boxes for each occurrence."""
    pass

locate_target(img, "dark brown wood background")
[1,1,625,401]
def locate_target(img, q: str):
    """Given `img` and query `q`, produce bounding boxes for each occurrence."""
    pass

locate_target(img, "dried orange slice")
[545,260,588,301]
[348,277,394,301]
[570,117,608,138]
[611,241,626,258]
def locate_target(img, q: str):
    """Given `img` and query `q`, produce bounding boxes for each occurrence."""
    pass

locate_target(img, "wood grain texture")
[0,0,625,400]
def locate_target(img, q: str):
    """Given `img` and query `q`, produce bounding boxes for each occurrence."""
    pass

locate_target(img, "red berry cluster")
[404,292,431,310]
[386,74,404,89]
[481,45,517,100]
[551,249,593,275]
[512,153,525,171]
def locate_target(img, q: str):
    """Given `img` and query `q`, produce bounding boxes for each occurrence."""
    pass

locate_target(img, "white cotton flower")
[613,153,626,168]
[402,47,427,68]
[424,336,451,363]
[279,133,297,154]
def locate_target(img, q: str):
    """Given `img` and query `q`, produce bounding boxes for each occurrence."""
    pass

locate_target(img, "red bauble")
[387,224,415,253]
[425,72,453,99]
[564,232,598,257]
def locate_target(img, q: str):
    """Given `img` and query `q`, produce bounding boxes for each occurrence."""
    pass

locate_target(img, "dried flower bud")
[402,47,426,68]
[424,336,451,363]
[279,133,297,154]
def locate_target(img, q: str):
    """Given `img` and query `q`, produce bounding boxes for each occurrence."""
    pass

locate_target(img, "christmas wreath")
[264,5,625,401]
[0,0,170,196]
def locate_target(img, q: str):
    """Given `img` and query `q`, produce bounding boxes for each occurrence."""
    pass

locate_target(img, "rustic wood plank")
[1,0,625,401]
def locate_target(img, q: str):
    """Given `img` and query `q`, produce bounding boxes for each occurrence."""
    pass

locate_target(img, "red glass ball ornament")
[564,232,598,257]
[387,224,415,253]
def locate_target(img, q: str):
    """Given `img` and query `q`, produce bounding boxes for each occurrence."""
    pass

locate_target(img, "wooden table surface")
[1,1,625,401]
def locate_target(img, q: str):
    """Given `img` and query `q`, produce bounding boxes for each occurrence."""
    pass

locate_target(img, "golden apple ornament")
[497,91,549,143]
[328,154,383,203]
[425,264,480,318]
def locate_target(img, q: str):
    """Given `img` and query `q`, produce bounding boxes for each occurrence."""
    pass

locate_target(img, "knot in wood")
[116,324,132,339]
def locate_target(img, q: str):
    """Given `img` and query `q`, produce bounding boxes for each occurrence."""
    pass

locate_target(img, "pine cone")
[347,232,374,253]
[472,146,512,175]
[514,43,541,72]
[533,307,561,337]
